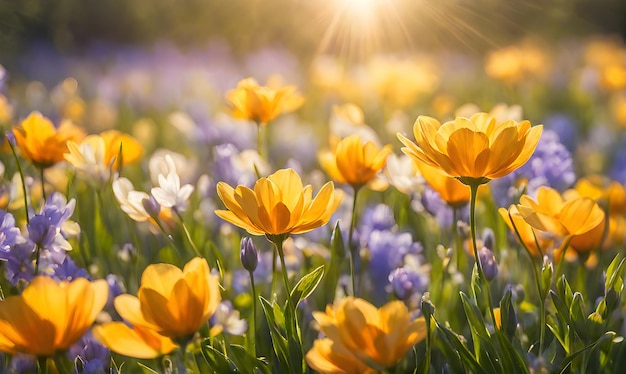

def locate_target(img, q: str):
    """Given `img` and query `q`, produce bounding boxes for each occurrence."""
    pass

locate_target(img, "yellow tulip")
[93,323,177,359]
[398,112,543,185]
[318,134,392,189]
[312,297,427,368]
[100,129,144,168]
[306,338,377,374]
[225,77,304,125]
[12,112,85,168]
[0,276,108,356]
[215,168,342,236]
[113,257,221,339]
[417,162,470,207]
[515,186,605,239]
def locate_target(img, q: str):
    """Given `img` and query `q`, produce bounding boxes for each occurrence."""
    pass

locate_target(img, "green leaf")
[290,265,324,309]
[435,319,491,374]
[201,344,237,373]
[229,344,272,374]
[499,288,517,339]
[319,221,345,307]
[260,297,290,371]
[137,363,160,374]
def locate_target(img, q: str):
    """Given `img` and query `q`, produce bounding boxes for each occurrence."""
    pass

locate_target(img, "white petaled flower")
[383,153,425,195]
[149,151,197,186]
[151,170,194,213]
[211,301,247,336]
[65,135,112,187]
[112,177,150,222]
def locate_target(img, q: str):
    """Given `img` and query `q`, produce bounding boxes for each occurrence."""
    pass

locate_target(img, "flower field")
[1,1,626,373]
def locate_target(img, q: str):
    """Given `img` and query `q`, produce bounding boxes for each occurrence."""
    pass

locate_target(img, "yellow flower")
[113,257,221,339]
[225,77,304,125]
[499,205,554,257]
[12,112,85,168]
[93,323,177,359]
[0,276,108,356]
[306,338,377,374]
[215,168,342,236]
[514,186,605,239]
[64,130,143,187]
[417,162,470,207]
[319,134,392,189]
[398,112,543,184]
[312,297,427,368]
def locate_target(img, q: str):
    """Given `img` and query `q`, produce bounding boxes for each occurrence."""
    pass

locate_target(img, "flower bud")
[482,227,495,251]
[240,237,258,272]
[388,267,426,300]
[478,246,498,281]
[142,196,161,219]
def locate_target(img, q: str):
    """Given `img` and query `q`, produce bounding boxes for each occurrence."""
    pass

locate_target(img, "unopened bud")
[478,247,498,281]
[240,237,258,272]
[142,196,161,219]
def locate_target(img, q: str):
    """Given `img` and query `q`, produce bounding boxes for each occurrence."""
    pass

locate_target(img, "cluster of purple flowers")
[490,129,576,207]
[358,204,429,303]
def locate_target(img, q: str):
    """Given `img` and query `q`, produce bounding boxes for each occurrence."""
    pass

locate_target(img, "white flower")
[149,151,197,186]
[112,177,150,222]
[211,301,247,336]
[383,154,424,195]
[64,135,112,187]
[151,170,194,213]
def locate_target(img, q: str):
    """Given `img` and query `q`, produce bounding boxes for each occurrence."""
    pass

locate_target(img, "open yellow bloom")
[515,186,605,239]
[113,257,221,339]
[318,134,392,189]
[312,297,427,369]
[226,77,304,125]
[65,130,143,186]
[93,323,177,359]
[0,276,108,356]
[215,168,342,236]
[12,111,85,168]
[306,338,377,374]
[398,112,543,184]
[499,205,554,257]
[417,162,470,207]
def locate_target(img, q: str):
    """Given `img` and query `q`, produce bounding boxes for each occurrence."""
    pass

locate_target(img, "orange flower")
[311,297,426,369]
[515,186,605,239]
[225,77,304,125]
[499,205,554,257]
[215,168,342,236]
[113,257,221,339]
[93,323,177,359]
[417,162,470,207]
[12,112,85,168]
[306,338,377,374]
[0,276,108,356]
[318,134,392,190]
[398,112,542,185]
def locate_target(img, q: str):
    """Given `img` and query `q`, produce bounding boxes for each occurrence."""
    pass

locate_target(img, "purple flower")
[105,274,126,308]
[41,192,76,227]
[240,237,259,272]
[0,210,22,259]
[5,242,36,286]
[68,331,110,374]
[49,256,89,282]
[27,215,57,248]
[389,267,428,300]
[490,130,575,207]
[478,247,498,281]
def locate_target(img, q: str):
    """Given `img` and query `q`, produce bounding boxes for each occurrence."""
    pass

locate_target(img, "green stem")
[40,167,46,202]
[257,122,266,160]
[8,139,30,224]
[469,183,497,326]
[175,210,202,257]
[452,206,463,272]
[37,357,48,374]
[348,187,360,297]
[508,210,546,355]
[249,270,258,359]
[274,236,292,298]
[34,245,41,276]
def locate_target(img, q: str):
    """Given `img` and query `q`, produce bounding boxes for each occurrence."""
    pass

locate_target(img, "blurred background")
[1,0,625,69]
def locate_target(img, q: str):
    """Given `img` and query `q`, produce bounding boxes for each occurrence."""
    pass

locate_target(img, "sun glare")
[316,0,410,63]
